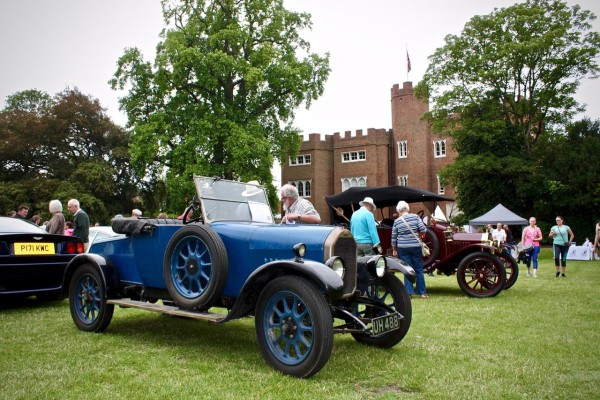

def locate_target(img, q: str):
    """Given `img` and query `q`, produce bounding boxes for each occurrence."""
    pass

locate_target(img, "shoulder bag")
[401,216,430,257]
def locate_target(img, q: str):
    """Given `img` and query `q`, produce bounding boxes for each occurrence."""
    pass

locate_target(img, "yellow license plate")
[14,242,55,255]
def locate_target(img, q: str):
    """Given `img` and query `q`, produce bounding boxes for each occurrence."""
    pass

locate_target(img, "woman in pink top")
[521,217,543,277]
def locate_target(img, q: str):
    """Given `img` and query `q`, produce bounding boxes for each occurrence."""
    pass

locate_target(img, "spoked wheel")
[163,225,228,310]
[456,252,506,298]
[255,276,333,378]
[498,250,519,290]
[422,228,440,269]
[69,264,114,332]
[351,272,412,348]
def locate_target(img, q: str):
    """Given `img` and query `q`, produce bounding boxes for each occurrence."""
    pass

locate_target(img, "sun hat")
[359,196,376,210]
[242,180,262,197]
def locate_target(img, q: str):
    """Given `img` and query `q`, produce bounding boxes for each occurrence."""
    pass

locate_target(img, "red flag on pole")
[407,51,412,73]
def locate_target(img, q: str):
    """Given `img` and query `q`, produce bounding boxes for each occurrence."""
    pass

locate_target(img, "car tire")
[351,272,412,348]
[69,263,114,332]
[498,249,519,290]
[456,252,506,298]
[163,225,228,310]
[255,276,334,378]
[422,228,440,269]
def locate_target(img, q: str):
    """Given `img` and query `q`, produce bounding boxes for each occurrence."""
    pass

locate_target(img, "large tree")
[111,0,330,210]
[0,89,141,223]
[416,0,600,218]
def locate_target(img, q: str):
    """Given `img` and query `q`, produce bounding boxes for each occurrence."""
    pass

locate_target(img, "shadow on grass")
[0,295,66,311]
[85,304,416,380]
[99,309,267,369]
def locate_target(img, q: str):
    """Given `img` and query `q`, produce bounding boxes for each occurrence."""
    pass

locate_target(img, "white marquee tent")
[469,203,528,226]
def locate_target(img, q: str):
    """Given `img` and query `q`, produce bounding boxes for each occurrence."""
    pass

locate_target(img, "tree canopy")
[0,88,141,223]
[111,0,330,210]
[416,0,600,227]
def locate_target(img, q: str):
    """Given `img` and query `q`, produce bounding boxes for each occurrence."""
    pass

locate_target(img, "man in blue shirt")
[350,197,381,256]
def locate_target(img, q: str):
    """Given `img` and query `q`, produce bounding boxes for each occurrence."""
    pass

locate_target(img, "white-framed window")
[341,177,367,191]
[289,154,311,166]
[437,175,445,194]
[289,180,311,197]
[434,140,446,158]
[341,150,366,163]
[398,175,408,186]
[397,140,407,159]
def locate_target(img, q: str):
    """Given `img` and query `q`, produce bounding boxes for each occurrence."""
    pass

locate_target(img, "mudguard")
[221,259,344,322]
[385,257,417,283]
[63,254,120,298]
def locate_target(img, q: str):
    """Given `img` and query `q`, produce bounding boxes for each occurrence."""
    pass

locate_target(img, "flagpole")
[406,44,411,82]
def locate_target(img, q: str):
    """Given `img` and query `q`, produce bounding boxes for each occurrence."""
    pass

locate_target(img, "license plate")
[14,242,55,255]
[371,313,401,336]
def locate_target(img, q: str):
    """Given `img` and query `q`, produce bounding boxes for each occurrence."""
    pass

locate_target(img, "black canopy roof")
[324,186,454,224]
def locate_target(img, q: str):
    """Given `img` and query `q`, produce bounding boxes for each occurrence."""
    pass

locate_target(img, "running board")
[107,299,227,322]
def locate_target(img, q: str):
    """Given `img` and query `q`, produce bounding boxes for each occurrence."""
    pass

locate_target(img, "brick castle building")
[281,81,457,224]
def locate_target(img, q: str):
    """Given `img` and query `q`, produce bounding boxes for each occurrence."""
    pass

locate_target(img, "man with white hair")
[67,199,90,251]
[350,197,381,256]
[279,184,321,224]
[132,209,142,217]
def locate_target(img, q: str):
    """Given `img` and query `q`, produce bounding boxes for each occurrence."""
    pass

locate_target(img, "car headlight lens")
[293,243,306,259]
[375,256,387,277]
[366,255,387,277]
[326,256,345,278]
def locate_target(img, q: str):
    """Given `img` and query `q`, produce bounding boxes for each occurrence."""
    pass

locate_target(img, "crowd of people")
[6,200,148,251]
[8,182,596,290]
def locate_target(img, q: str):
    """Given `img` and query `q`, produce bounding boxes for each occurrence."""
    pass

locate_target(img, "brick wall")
[281,81,456,224]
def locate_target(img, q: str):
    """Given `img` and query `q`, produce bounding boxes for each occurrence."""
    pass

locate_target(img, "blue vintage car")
[64,176,416,378]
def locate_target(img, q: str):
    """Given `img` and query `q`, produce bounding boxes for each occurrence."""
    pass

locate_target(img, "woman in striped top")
[391,200,428,298]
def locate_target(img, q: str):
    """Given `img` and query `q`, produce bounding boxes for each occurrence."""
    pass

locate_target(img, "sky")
[1,0,599,143]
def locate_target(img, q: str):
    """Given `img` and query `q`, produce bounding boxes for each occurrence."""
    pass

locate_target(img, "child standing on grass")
[549,216,575,278]
[522,217,543,278]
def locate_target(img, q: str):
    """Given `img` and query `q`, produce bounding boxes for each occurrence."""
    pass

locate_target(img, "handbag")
[400,216,430,257]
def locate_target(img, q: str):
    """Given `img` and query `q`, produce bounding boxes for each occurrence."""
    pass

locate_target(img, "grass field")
[1,248,599,399]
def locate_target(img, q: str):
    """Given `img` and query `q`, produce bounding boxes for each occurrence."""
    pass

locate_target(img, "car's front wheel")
[69,264,114,332]
[255,276,334,378]
[351,272,412,348]
[456,252,506,298]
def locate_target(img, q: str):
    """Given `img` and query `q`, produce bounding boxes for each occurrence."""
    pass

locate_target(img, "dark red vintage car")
[325,186,518,298]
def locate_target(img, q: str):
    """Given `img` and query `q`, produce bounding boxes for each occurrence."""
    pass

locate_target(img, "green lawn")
[1,248,599,399]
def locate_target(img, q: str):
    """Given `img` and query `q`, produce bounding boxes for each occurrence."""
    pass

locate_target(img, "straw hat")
[359,197,376,210]
[242,180,262,197]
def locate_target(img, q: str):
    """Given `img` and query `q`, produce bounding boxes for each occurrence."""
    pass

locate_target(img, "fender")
[221,259,343,322]
[63,254,120,298]
[356,255,417,284]
[385,257,417,283]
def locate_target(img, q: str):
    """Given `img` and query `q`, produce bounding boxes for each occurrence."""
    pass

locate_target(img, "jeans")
[526,246,541,269]
[554,244,568,267]
[356,243,375,256]
[398,246,426,295]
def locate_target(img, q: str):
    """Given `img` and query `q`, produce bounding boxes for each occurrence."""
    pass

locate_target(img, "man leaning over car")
[279,184,321,224]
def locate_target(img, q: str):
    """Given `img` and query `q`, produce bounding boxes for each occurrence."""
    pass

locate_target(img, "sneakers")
[526,270,531,277]
[556,272,560,277]
[561,273,566,278]
[533,273,537,278]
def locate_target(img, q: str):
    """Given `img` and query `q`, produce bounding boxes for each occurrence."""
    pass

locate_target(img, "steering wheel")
[183,197,202,224]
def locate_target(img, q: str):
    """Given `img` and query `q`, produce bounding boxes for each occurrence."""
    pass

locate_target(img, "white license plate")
[371,313,400,336]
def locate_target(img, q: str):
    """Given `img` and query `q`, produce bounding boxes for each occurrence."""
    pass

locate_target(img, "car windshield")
[0,217,46,234]
[194,176,274,223]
